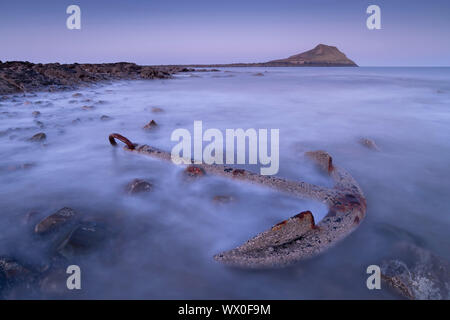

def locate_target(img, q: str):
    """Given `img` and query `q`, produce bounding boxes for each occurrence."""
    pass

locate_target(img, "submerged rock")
[29,132,46,142]
[100,115,112,121]
[125,179,153,194]
[32,111,41,117]
[381,243,450,300]
[143,119,158,130]
[81,105,94,110]
[58,221,109,258]
[34,207,78,234]
[213,195,235,204]
[359,138,380,151]
[151,107,164,113]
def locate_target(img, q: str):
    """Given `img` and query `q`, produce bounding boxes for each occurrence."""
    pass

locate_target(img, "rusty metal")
[108,133,136,150]
[109,134,367,268]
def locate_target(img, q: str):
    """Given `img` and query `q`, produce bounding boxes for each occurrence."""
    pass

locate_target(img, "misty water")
[1,67,449,299]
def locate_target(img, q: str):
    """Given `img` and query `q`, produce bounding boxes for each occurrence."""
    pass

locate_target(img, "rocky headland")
[0,61,198,95]
[177,44,358,68]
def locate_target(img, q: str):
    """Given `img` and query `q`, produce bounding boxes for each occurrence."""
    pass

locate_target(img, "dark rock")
[29,132,46,142]
[32,111,41,117]
[143,119,158,129]
[0,61,186,95]
[81,105,94,110]
[125,179,153,194]
[34,207,78,234]
[58,221,109,257]
[100,115,112,121]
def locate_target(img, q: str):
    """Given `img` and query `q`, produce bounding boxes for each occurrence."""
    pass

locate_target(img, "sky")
[1,0,450,66]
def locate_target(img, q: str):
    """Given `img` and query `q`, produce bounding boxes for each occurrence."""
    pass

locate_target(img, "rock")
[213,195,235,204]
[72,118,81,124]
[125,179,153,194]
[151,107,164,113]
[34,207,78,234]
[58,221,109,257]
[32,111,41,117]
[253,72,264,76]
[81,105,94,110]
[381,243,450,300]
[100,115,112,121]
[143,119,158,129]
[0,61,186,95]
[29,132,46,142]
[359,138,380,151]
[184,165,205,178]
[0,258,30,281]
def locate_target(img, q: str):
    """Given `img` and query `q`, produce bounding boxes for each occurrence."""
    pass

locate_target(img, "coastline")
[0,61,217,95]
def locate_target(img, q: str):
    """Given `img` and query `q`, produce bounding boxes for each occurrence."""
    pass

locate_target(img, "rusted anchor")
[109,133,366,268]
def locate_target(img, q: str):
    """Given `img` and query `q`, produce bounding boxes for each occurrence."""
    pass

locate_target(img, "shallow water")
[1,67,449,299]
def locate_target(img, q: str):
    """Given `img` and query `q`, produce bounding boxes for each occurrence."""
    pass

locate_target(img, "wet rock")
[125,179,153,194]
[0,258,33,297]
[29,132,46,142]
[81,105,94,110]
[184,165,205,178]
[151,107,164,113]
[58,221,109,257]
[359,138,380,151]
[143,119,158,130]
[32,111,41,117]
[23,101,31,105]
[213,195,235,204]
[381,243,450,300]
[100,115,112,121]
[72,93,82,98]
[253,72,264,76]
[34,207,78,234]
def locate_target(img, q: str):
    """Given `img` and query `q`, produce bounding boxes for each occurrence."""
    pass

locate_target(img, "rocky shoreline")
[0,61,204,95]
